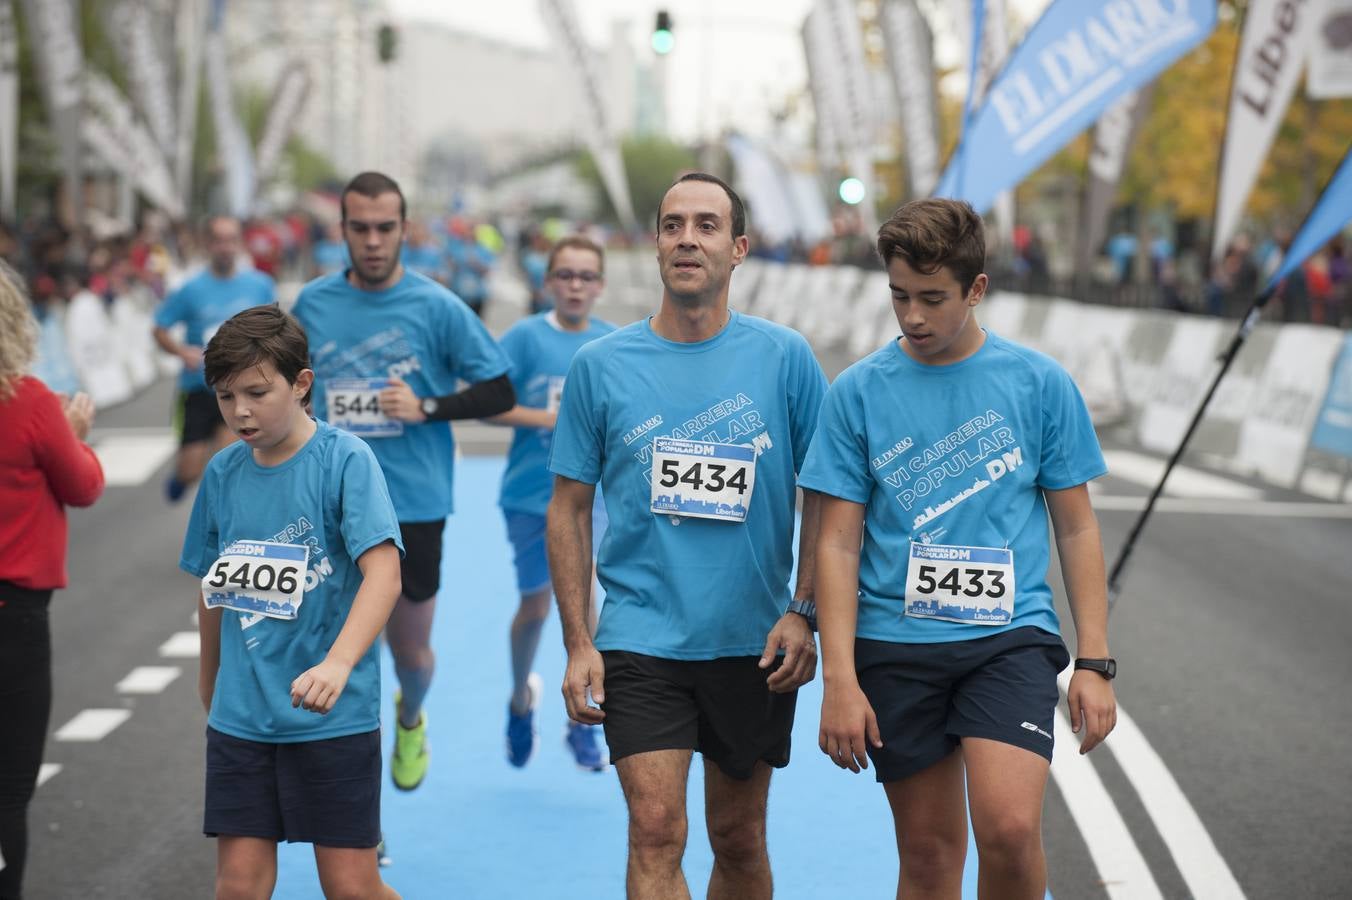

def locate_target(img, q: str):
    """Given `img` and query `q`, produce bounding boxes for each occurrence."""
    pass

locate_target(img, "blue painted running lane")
[273,456,1054,899]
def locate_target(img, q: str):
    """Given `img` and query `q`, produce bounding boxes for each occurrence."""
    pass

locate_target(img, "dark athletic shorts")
[203,726,381,848]
[179,388,226,446]
[398,519,445,603]
[600,651,797,781]
[856,626,1069,783]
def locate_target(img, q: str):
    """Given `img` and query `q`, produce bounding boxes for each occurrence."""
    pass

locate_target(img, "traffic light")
[378,24,397,63]
[652,10,674,55]
[838,177,866,205]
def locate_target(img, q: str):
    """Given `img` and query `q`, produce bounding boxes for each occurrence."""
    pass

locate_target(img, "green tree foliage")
[576,135,698,227]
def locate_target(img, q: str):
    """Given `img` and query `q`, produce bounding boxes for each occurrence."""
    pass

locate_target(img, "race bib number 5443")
[202,540,309,620]
[904,543,1014,625]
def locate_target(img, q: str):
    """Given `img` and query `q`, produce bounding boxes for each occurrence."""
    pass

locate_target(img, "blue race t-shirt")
[499,312,616,516]
[178,420,403,743]
[292,269,510,521]
[153,268,275,391]
[549,311,827,660]
[798,331,1107,645]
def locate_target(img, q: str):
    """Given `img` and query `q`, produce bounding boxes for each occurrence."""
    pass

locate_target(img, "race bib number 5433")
[202,540,309,620]
[904,543,1014,625]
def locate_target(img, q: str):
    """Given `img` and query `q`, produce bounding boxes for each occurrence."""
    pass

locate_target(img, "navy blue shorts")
[502,502,608,594]
[856,626,1069,783]
[203,726,381,848]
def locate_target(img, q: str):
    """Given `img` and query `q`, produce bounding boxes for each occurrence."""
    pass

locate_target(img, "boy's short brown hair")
[204,305,312,405]
[547,235,605,275]
[876,199,986,296]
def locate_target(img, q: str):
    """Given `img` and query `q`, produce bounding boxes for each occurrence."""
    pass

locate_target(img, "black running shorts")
[397,519,445,603]
[599,650,797,781]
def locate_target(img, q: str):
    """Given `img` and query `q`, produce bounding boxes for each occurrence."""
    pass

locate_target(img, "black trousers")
[0,582,53,900]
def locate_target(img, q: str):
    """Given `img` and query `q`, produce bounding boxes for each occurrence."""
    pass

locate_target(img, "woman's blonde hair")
[0,258,40,400]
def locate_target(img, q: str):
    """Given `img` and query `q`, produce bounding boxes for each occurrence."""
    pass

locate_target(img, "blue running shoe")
[506,672,541,768]
[565,722,608,772]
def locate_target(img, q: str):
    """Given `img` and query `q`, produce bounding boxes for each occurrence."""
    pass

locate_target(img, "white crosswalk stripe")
[1101,449,1264,500]
[158,632,200,658]
[54,709,132,742]
[116,666,182,694]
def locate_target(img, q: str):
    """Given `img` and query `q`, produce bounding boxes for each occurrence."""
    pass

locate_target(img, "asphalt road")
[21,299,1352,899]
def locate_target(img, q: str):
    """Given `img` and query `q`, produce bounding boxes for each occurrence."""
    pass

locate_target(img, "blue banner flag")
[1266,145,1352,291]
[935,0,1217,213]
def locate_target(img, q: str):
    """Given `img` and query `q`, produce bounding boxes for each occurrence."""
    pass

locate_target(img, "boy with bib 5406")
[180,305,404,899]
[802,199,1117,900]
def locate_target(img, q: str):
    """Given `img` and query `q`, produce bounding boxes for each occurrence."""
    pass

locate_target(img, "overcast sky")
[388,0,1052,140]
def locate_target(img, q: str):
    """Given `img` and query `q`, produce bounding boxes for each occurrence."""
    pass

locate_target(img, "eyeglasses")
[549,269,602,284]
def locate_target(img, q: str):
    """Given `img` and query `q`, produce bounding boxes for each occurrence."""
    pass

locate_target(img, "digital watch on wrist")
[786,597,817,632]
[1073,657,1117,680]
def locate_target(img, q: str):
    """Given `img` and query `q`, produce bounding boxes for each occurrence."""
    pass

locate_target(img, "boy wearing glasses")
[487,235,616,770]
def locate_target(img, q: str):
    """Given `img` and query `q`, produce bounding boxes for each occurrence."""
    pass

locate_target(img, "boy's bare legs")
[882,748,968,900]
[314,846,400,900]
[216,836,277,900]
[963,738,1050,900]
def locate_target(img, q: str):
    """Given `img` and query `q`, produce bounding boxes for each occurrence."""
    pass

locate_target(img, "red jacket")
[0,376,105,590]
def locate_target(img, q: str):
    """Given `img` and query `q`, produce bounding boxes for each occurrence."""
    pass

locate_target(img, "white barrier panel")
[1041,301,1136,426]
[730,258,765,313]
[32,310,81,395]
[1135,316,1228,454]
[981,291,1029,344]
[848,272,894,359]
[809,266,868,348]
[1237,324,1344,487]
[65,289,133,408]
[111,291,159,391]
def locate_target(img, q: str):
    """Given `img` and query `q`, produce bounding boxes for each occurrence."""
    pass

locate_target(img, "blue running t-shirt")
[154,268,275,391]
[179,420,403,742]
[499,312,616,516]
[293,269,510,522]
[549,311,827,660]
[798,331,1107,645]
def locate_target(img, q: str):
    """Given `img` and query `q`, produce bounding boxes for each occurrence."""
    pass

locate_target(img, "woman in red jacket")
[0,260,104,900]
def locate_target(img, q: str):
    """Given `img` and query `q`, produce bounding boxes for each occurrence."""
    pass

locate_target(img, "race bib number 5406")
[203,540,309,620]
[904,543,1014,625]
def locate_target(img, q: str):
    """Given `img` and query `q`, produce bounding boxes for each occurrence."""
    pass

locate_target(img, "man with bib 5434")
[548,173,826,900]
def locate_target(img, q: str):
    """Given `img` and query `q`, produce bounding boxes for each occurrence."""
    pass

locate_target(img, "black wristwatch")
[786,597,817,632]
[1074,657,1117,680]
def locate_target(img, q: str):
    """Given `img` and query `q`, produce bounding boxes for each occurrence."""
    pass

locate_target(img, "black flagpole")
[1106,289,1273,608]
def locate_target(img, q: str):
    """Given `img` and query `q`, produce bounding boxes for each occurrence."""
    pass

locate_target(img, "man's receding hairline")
[342,190,405,222]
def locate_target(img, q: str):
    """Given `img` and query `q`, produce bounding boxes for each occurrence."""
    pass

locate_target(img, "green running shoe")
[391,693,429,791]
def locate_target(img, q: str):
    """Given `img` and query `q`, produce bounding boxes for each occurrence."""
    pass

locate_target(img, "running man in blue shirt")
[802,199,1117,899]
[548,174,826,898]
[292,172,515,793]
[486,235,616,771]
[153,215,275,502]
[181,305,403,899]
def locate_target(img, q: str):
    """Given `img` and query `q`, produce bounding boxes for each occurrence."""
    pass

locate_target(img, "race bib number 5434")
[326,378,402,437]
[650,437,756,523]
[202,540,309,620]
[904,543,1014,625]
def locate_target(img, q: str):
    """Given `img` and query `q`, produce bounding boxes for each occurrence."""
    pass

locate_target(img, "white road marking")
[91,430,178,487]
[1050,710,1164,899]
[37,763,62,788]
[158,632,200,658]
[1092,496,1352,518]
[1102,450,1264,500]
[116,666,182,694]
[53,709,132,742]
[1109,709,1247,898]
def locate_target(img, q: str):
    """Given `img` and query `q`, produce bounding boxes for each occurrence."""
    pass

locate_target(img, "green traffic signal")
[652,10,674,55]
